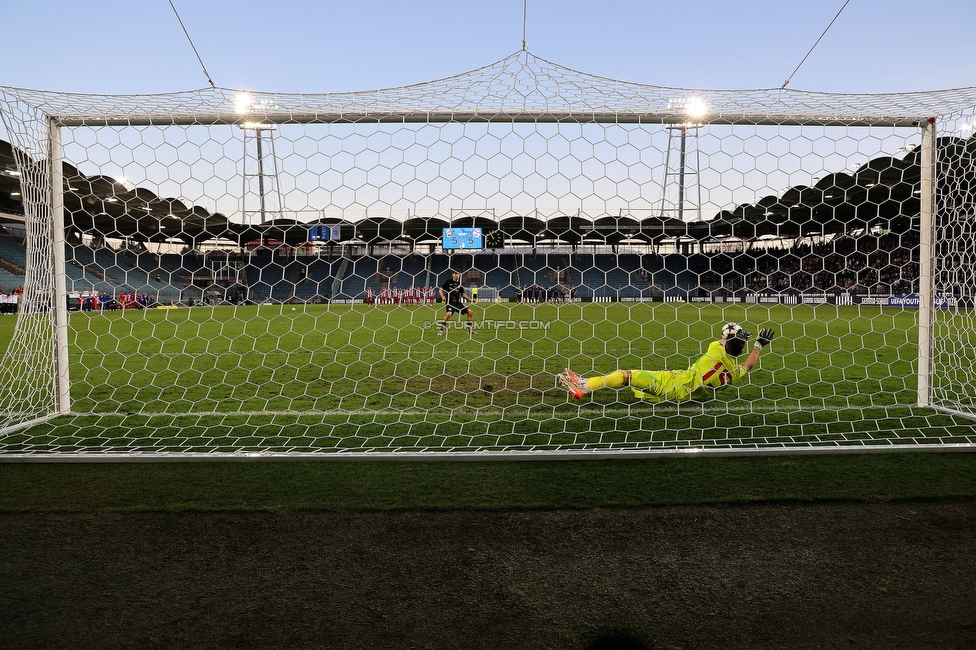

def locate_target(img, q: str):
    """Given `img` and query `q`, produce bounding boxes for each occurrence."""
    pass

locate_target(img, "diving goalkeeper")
[557,323,774,402]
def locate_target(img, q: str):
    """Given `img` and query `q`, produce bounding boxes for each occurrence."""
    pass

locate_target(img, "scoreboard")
[442,227,483,250]
[308,225,341,241]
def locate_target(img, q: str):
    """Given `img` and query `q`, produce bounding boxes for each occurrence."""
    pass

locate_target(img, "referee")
[438,270,474,337]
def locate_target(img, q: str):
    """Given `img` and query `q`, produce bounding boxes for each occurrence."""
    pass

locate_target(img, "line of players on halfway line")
[364,286,441,305]
[364,283,579,305]
[515,284,578,303]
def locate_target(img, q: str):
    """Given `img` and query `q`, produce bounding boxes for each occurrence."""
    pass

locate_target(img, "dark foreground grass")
[2,451,975,513]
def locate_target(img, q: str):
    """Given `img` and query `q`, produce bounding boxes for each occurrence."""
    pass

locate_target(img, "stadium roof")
[2,135,974,248]
[3,133,974,248]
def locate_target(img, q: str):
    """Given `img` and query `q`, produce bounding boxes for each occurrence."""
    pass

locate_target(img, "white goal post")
[0,51,975,458]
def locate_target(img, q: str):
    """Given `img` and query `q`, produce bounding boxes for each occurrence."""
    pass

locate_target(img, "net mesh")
[0,50,974,457]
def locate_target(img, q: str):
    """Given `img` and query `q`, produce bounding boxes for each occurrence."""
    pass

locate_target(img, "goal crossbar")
[43,110,933,129]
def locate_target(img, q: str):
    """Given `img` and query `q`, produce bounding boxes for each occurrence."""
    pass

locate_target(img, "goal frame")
[29,103,950,417]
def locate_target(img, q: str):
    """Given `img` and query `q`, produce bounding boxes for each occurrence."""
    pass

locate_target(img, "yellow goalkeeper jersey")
[630,340,746,401]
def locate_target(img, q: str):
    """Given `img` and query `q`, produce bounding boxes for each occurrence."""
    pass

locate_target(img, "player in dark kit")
[438,270,474,337]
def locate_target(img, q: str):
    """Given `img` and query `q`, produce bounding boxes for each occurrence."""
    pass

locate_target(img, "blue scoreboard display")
[308,225,341,241]
[442,227,483,250]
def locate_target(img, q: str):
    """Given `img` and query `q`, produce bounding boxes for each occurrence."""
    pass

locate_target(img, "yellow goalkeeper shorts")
[629,369,696,402]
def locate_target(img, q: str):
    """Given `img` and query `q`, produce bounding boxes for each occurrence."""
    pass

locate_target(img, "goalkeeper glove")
[755,328,775,349]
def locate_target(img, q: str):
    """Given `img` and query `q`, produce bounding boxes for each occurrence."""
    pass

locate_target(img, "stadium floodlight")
[683,99,707,123]
[234,92,252,114]
[0,49,975,458]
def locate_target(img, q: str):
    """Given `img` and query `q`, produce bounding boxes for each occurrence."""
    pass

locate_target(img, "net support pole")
[917,117,937,407]
[48,118,71,415]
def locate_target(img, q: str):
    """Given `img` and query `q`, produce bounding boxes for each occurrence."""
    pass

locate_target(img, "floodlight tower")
[659,99,705,223]
[236,94,285,230]
[241,121,284,226]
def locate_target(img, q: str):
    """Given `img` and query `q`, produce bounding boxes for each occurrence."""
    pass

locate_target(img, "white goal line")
[72,403,934,419]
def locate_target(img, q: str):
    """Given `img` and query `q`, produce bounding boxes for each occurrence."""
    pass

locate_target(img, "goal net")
[1,50,975,457]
